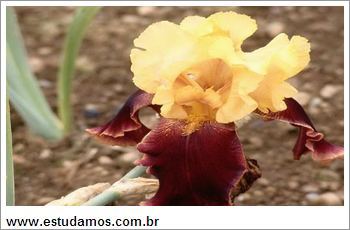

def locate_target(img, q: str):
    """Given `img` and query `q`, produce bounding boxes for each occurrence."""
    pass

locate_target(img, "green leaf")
[6,93,15,206]
[6,7,63,140]
[58,6,101,134]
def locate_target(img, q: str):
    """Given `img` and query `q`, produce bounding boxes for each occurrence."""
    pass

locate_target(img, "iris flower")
[88,12,344,205]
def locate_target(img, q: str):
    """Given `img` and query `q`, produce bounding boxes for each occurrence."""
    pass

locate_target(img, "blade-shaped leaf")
[6,94,15,206]
[58,6,101,133]
[6,7,63,140]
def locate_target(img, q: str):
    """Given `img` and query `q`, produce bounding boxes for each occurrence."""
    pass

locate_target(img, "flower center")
[173,58,233,133]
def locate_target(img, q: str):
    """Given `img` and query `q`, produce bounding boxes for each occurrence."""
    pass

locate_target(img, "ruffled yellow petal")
[206,36,244,65]
[201,88,223,109]
[269,35,310,79]
[152,85,174,105]
[175,85,204,105]
[134,21,193,51]
[243,33,310,78]
[160,103,188,119]
[131,21,199,93]
[250,79,298,113]
[215,66,261,123]
[216,95,257,123]
[246,34,310,112]
[130,11,311,123]
[208,11,257,50]
[180,16,213,37]
[231,66,264,94]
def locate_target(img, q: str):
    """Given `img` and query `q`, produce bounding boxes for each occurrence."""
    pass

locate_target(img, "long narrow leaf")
[6,7,63,140]
[6,94,15,206]
[58,6,101,134]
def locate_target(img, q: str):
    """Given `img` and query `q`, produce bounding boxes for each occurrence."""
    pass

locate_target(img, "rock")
[248,136,263,148]
[137,6,157,16]
[121,15,140,24]
[38,46,52,55]
[320,84,342,99]
[39,149,52,159]
[76,56,96,72]
[13,154,28,166]
[84,104,100,118]
[113,84,124,93]
[29,57,45,73]
[38,79,53,89]
[305,192,342,205]
[266,186,276,194]
[318,192,342,205]
[98,156,114,166]
[266,21,285,37]
[37,197,55,205]
[118,152,141,165]
[257,178,270,186]
[236,193,251,202]
[301,184,319,193]
[305,192,320,204]
[253,190,264,197]
[293,92,311,106]
[288,181,299,190]
[308,97,323,114]
[318,169,340,181]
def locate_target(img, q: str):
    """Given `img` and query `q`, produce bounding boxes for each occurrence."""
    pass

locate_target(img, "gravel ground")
[12,6,344,205]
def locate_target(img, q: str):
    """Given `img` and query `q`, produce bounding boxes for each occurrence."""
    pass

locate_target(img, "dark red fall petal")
[230,158,261,203]
[137,119,248,205]
[256,98,344,162]
[86,90,157,146]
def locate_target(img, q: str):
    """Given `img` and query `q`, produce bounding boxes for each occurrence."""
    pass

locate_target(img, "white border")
[1,1,349,229]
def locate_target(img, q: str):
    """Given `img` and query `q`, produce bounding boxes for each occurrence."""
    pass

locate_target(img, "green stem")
[6,94,15,206]
[58,6,101,134]
[82,166,147,206]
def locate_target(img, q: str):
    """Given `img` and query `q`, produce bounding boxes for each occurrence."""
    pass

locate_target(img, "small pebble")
[305,192,320,204]
[84,104,100,118]
[257,178,270,186]
[137,6,157,16]
[253,190,264,197]
[236,193,251,202]
[301,184,319,193]
[320,84,342,99]
[118,152,141,165]
[98,156,114,166]
[248,136,263,148]
[288,181,299,190]
[266,21,285,37]
[29,57,45,73]
[39,149,52,159]
[76,56,96,72]
[318,192,342,205]
[38,79,53,89]
[37,197,55,205]
[122,15,140,24]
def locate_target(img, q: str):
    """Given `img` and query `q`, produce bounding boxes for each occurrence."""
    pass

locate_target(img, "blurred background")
[11,6,344,205]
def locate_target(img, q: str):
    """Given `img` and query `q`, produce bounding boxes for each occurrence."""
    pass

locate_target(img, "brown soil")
[12,6,344,205]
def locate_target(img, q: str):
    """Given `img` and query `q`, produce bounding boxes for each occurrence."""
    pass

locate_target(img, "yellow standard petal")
[180,16,213,37]
[131,21,199,93]
[130,11,311,125]
[208,11,257,50]
[247,34,310,112]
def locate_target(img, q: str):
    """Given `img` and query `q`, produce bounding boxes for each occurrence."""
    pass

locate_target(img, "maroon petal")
[256,98,343,163]
[137,119,248,205]
[86,90,158,146]
[230,158,261,203]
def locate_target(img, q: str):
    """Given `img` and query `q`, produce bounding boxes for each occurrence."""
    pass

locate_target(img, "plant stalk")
[82,166,147,206]
[58,6,101,134]
[6,94,15,205]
